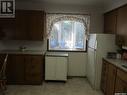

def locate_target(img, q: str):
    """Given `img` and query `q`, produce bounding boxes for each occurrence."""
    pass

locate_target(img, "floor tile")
[5,78,103,95]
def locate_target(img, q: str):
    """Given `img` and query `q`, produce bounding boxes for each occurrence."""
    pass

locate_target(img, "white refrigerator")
[86,34,117,90]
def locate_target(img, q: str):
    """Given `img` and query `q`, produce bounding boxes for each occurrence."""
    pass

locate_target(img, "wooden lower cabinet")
[6,55,25,84]
[6,54,43,84]
[101,59,117,95]
[101,59,108,93]
[25,55,43,84]
[115,76,127,93]
[115,69,127,93]
[101,59,127,95]
[106,63,117,95]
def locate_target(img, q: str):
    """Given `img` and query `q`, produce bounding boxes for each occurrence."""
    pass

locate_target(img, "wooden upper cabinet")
[15,10,29,40]
[0,10,45,40]
[15,10,45,40]
[0,18,16,40]
[26,11,45,40]
[117,5,127,46]
[104,10,117,34]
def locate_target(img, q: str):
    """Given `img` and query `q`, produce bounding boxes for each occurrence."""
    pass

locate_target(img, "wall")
[104,0,127,12]
[3,1,103,77]
[16,1,104,33]
[68,52,87,76]
[0,40,46,53]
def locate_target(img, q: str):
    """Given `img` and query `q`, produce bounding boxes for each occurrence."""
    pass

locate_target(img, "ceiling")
[17,0,105,7]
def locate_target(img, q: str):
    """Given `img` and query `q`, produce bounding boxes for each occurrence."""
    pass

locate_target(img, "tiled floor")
[5,78,103,95]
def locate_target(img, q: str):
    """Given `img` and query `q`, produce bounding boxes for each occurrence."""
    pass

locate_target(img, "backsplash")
[0,40,46,51]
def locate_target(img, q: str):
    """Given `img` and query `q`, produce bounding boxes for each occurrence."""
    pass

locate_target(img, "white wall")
[13,1,104,76]
[104,0,127,12]
[0,40,46,52]
[68,52,87,76]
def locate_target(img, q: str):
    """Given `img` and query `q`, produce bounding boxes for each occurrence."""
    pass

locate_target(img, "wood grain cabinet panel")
[25,55,43,84]
[0,10,45,40]
[117,5,127,46]
[106,63,117,95]
[6,54,25,84]
[0,18,16,40]
[101,59,109,94]
[101,59,127,95]
[6,54,43,84]
[115,69,127,93]
[15,10,29,40]
[101,59,117,95]
[104,10,117,34]
[26,11,45,40]
[115,76,127,93]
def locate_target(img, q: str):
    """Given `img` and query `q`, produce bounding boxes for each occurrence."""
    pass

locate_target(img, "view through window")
[49,20,87,51]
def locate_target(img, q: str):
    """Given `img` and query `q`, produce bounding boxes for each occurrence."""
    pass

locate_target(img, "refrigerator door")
[87,47,96,88]
[88,34,97,49]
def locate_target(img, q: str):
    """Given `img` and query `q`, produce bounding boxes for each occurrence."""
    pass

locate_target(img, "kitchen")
[0,0,127,95]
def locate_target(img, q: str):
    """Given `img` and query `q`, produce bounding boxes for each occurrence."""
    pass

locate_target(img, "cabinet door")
[101,59,109,94]
[6,55,25,84]
[45,57,56,80]
[15,10,29,40]
[117,5,127,46]
[56,57,67,81]
[115,69,127,93]
[106,63,117,95]
[25,55,43,84]
[0,18,16,40]
[26,11,44,40]
[104,10,117,34]
[115,76,127,93]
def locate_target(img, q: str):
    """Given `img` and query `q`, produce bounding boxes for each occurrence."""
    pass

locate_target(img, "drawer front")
[117,69,127,83]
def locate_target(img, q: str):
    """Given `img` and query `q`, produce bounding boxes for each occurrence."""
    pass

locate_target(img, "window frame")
[46,14,90,52]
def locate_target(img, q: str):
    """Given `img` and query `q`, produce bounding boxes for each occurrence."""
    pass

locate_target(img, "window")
[46,14,90,51]
[49,20,86,51]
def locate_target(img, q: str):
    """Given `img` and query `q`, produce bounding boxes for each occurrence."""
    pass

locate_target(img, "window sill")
[47,49,87,53]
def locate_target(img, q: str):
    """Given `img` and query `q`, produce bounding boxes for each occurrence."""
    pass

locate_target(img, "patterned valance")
[45,13,90,39]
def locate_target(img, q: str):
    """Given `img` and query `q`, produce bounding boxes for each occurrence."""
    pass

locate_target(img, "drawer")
[117,69,127,83]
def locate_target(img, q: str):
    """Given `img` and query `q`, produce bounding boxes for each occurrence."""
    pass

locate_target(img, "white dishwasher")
[45,52,68,81]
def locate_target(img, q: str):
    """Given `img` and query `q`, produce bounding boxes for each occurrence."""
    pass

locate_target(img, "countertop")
[45,52,68,57]
[0,50,45,55]
[104,58,127,72]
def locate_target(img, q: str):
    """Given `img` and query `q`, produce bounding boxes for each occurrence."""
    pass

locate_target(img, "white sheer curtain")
[45,13,90,40]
